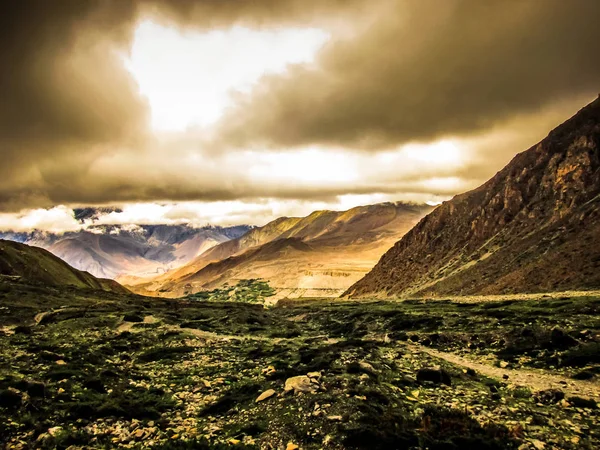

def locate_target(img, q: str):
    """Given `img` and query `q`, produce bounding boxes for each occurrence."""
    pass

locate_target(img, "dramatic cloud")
[0,0,598,225]
[211,0,600,151]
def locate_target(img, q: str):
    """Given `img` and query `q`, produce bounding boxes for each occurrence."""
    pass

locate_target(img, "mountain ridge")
[0,224,252,280]
[128,202,434,297]
[346,96,600,298]
[0,239,128,294]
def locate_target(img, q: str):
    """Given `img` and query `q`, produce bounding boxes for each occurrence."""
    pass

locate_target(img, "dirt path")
[33,307,72,325]
[415,345,600,400]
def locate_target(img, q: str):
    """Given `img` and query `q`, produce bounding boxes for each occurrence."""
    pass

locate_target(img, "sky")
[0,0,599,232]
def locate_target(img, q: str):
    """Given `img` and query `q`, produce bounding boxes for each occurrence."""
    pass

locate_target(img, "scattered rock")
[48,426,63,437]
[13,325,32,335]
[26,382,46,398]
[465,368,477,377]
[0,389,22,408]
[358,361,376,374]
[550,328,578,348]
[572,369,595,380]
[123,313,144,323]
[256,389,276,402]
[284,376,317,394]
[534,389,564,404]
[567,396,597,409]
[262,365,276,376]
[83,378,106,393]
[416,368,451,386]
[531,439,546,450]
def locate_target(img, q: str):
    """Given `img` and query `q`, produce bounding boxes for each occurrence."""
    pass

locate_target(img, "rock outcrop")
[346,96,600,298]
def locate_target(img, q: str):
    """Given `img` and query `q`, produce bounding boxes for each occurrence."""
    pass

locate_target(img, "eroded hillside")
[347,97,600,298]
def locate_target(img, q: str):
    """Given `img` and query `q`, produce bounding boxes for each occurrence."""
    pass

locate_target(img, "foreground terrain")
[1,280,599,449]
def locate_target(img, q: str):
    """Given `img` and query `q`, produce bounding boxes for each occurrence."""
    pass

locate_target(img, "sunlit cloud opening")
[124,20,329,131]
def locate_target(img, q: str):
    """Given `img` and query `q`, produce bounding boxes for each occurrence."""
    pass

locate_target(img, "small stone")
[327,415,343,421]
[55,360,67,365]
[262,365,276,375]
[567,396,597,409]
[534,389,564,404]
[359,361,376,373]
[531,439,546,450]
[256,389,276,402]
[27,382,46,398]
[286,442,299,450]
[48,426,63,437]
[416,368,451,386]
[284,376,317,393]
[133,429,144,439]
[0,389,22,408]
[499,361,509,368]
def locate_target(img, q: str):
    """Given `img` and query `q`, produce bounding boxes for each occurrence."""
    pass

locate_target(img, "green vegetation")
[1,279,599,448]
[184,279,276,304]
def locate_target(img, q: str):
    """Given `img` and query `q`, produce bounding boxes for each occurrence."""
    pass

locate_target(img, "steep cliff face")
[346,97,600,298]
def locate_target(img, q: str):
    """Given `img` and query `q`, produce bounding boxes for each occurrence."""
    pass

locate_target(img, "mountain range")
[0,224,252,280]
[124,202,433,298]
[346,96,600,298]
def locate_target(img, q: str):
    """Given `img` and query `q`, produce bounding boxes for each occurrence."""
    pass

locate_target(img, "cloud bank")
[0,0,598,225]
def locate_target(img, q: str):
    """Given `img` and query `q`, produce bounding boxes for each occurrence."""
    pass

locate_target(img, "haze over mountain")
[127,202,433,298]
[0,222,251,279]
[346,96,600,298]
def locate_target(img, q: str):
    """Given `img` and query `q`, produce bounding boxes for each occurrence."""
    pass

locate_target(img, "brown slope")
[130,202,433,297]
[129,217,304,287]
[0,239,128,294]
[160,238,313,296]
[346,96,600,298]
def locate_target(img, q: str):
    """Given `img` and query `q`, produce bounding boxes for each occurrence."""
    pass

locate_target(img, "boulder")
[284,376,317,394]
[416,368,452,386]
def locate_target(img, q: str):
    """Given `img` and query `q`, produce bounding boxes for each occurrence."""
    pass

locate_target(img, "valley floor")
[0,281,599,449]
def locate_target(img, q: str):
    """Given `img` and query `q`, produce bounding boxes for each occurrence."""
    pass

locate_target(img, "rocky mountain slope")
[0,239,127,293]
[128,203,433,298]
[346,96,600,298]
[1,224,251,280]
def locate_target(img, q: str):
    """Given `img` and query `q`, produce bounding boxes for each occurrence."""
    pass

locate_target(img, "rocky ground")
[0,280,599,449]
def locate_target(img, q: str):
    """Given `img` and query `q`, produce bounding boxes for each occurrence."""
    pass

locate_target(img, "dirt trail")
[416,345,600,400]
[33,307,72,325]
